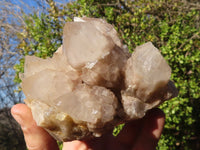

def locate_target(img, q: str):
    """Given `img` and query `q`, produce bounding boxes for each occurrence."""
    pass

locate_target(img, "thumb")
[11,104,59,150]
[132,108,165,150]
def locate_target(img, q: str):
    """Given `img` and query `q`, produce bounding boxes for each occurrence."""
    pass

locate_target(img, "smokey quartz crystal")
[20,17,178,141]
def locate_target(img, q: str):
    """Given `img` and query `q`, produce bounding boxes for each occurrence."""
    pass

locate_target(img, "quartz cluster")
[20,17,178,141]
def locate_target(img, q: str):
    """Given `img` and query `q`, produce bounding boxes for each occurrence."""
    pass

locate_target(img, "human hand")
[11,104,165,150]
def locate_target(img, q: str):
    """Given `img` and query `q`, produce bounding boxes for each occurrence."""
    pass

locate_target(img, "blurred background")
[0,0,199,149]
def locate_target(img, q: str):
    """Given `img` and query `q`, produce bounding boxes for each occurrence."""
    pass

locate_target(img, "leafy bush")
[14,0,200,149]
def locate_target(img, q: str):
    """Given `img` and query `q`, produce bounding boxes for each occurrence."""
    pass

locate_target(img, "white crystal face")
[21,17,178,141]
[21,46,80,104]
[81,46,129,88]
[81,17,123,47]
[63,22,115,69]
[55,84,117,124]
[125,42,171,102]
[22,69,77,103]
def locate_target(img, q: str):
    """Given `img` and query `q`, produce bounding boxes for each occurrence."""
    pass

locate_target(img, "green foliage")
[14,0,200,149]
[57,141,63,149]
[113,123,125,137]
[157,8,200,149]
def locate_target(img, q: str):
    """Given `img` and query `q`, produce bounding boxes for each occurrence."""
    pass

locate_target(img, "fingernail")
[12,114,24,127]
[78,143,88,150]
[152,116,165,139]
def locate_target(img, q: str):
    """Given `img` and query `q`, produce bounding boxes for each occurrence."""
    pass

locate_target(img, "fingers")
[102,108,165,150]
[72,108,165,150]
[132,108,165,150]
[11,104,59,150]
[114,118,143,146]
[63,140,88,150]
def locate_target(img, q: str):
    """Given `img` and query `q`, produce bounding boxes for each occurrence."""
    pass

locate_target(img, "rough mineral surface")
[21,17,178,141]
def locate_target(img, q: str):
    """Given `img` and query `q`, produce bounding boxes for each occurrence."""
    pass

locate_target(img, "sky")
[9,0,70,14]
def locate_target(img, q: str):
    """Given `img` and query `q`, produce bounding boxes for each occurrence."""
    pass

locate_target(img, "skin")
[11,103,165,150]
